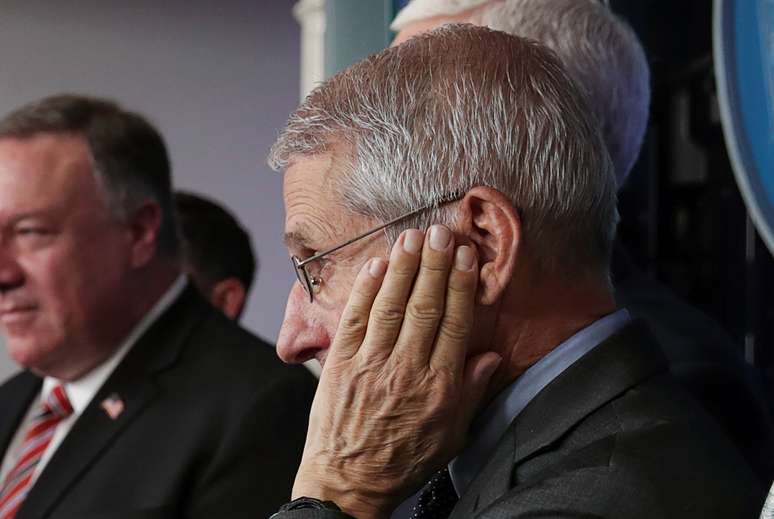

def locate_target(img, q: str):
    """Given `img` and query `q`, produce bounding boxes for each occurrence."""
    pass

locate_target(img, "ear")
[127,200,163,269]
[457,186,521,306]
[210,278,247,320]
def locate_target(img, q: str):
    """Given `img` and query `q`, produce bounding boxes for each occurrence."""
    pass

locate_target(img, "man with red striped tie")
[0,95,317,519]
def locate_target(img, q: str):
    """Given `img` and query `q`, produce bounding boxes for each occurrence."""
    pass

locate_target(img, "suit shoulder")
[608,376,763,512]
[179,309,316,390]
[0,370,39,399]
[507,386,764,518]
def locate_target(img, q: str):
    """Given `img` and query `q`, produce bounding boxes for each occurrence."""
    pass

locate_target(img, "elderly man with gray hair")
[269,24,761,519]
[391,0,774,483]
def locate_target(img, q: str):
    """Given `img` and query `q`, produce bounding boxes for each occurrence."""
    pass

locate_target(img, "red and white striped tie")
[0,385,73,519]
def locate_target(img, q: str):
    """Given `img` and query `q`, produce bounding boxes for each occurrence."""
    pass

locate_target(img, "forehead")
[282,152,369,249]
[0,133,101,218]
[283,152,339,247]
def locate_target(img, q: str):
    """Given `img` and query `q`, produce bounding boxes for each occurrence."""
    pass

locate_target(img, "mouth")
[0,305,38,324]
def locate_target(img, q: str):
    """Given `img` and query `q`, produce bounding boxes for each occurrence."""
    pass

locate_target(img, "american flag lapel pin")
[100,393,125,420]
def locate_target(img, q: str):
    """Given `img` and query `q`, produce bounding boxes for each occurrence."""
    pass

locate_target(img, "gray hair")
[269,25,618,279]
[392,0,650,187]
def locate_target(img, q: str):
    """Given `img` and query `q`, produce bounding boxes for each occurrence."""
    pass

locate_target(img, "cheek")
[19,250,74,317]
[3,253,74,368]
[23,239,125,328]
[277,260,372,361]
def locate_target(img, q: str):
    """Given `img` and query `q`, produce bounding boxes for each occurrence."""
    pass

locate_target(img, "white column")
[293,0,326,101]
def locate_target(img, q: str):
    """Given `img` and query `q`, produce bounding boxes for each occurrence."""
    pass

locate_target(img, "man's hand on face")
[292,225,502,519]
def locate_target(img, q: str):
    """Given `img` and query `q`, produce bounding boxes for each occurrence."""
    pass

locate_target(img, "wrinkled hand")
[292,225,502,519]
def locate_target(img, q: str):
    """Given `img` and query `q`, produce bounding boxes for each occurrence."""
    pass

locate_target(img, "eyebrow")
[283,229,316,250]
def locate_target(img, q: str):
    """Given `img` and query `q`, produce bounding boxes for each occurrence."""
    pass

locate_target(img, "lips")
[0,304,38,324]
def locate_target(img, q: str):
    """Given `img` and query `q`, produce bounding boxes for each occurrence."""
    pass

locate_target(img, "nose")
[0,247,23,293]
[276,283,329,364]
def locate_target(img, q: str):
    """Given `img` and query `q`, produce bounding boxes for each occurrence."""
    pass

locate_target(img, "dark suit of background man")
[175,191,257,321]
[0,95,316,519]
[391,0,774,483]
[267,25,763,518]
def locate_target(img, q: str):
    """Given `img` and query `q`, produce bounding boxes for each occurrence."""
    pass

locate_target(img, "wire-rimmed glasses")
[291,193,463,303]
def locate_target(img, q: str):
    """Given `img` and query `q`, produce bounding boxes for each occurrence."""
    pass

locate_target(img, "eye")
[18,227,48,236]
[14,226,55,249]
[306,256,329,276]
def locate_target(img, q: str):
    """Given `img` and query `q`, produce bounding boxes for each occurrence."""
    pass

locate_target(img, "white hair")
[392,0,650,187]
[270,25,618,280]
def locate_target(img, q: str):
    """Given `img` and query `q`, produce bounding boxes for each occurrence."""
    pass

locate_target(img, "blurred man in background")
[175,191,256,320]
[391,0,774,483]
[0,95,315,519]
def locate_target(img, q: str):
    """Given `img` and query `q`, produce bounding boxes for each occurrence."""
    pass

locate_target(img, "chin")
[5,335,60,374]
[8,347,47,373]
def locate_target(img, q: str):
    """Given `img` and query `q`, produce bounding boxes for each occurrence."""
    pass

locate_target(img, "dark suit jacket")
[274,323,764,519]
[0,285,317,519]
[612,243,774,482]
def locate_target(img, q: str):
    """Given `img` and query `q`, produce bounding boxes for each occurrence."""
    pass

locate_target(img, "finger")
[358,229,424,359]
[391,224,455,367]
[455,351,502,442]
[429,245,478,376]
[329,257,388,361]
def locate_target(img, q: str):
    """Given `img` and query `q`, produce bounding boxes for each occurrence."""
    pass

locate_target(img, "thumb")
[457,352,502,434]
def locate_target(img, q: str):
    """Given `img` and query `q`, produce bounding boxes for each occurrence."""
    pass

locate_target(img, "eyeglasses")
[291,193,463,303]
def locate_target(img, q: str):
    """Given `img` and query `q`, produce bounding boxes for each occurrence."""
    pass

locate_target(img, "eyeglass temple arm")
[295,206,426,268]
[295,193,463,269]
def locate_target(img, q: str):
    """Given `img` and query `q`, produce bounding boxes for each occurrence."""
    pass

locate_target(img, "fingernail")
[402,229,424,254]
[454,246,475,271]
[368,258,387,278]
[485,355,503,377]
[429,225,452,251]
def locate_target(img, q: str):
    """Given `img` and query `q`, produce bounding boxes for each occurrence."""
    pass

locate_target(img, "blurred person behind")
[175,191,256,320]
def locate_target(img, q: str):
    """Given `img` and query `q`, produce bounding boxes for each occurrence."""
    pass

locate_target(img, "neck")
[124,259,181,327]
[55,260,181,382]
[483,268,616,401]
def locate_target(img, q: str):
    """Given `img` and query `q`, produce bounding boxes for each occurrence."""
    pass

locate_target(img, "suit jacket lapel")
[453,321,668,516]
[451,429,515,519]
[511,321,667,466]
[0,372,41,458]
[17,284,208,519]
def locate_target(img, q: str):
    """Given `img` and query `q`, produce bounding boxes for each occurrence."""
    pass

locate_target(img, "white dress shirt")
[0,275,186,486]
[761,482,774,519]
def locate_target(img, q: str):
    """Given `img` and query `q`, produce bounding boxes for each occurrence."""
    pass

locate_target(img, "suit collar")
[16,283,208,519]
[0,372,41,459]
[451,321,668,517]
[511,320,667,465]
[449,309,632,496]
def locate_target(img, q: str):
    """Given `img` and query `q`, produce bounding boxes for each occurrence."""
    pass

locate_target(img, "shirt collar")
[42,275,187,416]
[448,308,632,495]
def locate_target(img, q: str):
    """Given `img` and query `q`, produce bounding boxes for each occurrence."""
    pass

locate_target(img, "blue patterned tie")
[410,468,458,519]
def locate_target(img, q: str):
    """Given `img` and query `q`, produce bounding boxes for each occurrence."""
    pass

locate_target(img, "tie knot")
[43,385,73,419]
